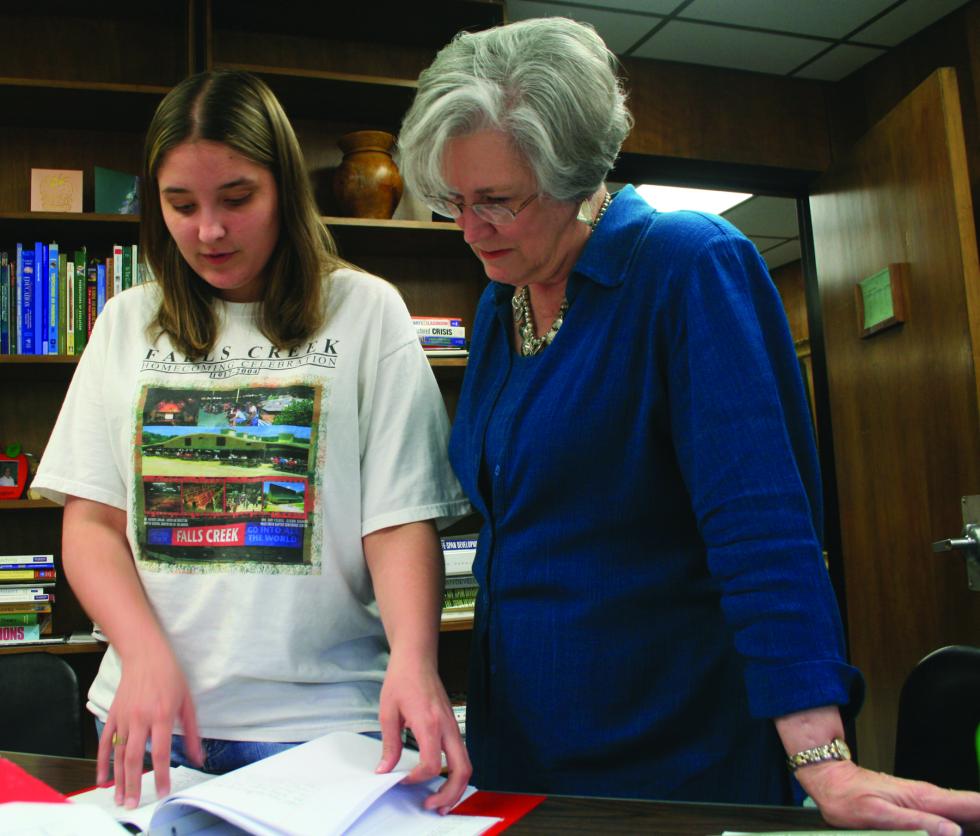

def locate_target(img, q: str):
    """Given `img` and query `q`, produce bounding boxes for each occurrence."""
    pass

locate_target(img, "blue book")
[0,256,9,354]
[20,247,35,355]
[96,261,106,314]
[14,243,23,354]
[33,242,45,354]
[47,241,59,355]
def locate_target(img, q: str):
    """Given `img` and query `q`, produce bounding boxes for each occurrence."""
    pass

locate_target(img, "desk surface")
[3,750,829,835]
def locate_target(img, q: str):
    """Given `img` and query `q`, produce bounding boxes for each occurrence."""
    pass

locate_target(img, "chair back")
[0,652,83,757]
[894,644,980,791]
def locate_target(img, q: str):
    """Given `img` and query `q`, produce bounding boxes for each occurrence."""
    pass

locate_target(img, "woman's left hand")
[374,650,472,814]
[796,760,980,836]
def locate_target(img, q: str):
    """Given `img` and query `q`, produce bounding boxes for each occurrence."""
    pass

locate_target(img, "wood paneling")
[622,57,831,172]
[810,68,980,772]
[771,259,808,344]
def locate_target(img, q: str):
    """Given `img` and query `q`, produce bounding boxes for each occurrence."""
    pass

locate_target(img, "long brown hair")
[141,69,342,356]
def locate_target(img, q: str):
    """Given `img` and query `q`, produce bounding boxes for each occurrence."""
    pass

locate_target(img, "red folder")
[452,790,546,833]
[0,757,69,803]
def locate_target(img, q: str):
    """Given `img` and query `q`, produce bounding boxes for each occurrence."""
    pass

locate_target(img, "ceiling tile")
[560,0,681,12]
[681,0,897,39]
[724,196,799,238]
[793,43,887,81]
[505,0,662,53]
[856,0,972,46]
[757,239,802,270]
[633,20,825,75]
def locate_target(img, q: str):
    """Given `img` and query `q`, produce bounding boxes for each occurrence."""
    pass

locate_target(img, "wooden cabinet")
[0,2,495,687]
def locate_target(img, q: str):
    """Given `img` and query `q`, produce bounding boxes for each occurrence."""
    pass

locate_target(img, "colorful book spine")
[0,568,57,581]
[74,248,87,353]
[414,325,466,338]
[0,601,52,614]
[34,242,45,354]
[113,244,124,295]
[86,261,98,338]
[47,241,59,354]
[58,252,67,355]
[0,587,54,602]
[441,537,478,550]
[412,316,463,327]
[0,252,8,354]
[20,246,35,354]
[66,261,75,355]
[8,247,18,354]
[0,554,54,566]
[0,612,39,626]
[0,624,41,643]
[122,244,133,290]
[96,261,107,313]
[419,336,467,347]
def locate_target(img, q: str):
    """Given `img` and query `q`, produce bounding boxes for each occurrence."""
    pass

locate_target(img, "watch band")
[786,737,852,771]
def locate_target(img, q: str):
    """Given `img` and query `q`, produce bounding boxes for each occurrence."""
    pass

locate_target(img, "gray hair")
[398,17,632,203]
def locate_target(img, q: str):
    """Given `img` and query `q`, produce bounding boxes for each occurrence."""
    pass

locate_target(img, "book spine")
[66,261,75,355]
[86,262,98,339]
[97,262,106,313]
[74,248,87,353]
[0,554,55,566]
[122,244,133,290]
[0,254,8,354]
[0,613,38,626]
[0,569,57,581]
[34,242,45,354]
[113,244,124,295]
[440,538,478,550]
[9,247,18,354]
[20,246,34,354]
[419,336,467,347]
[58,252,67,355]
[414,325,466,338]
[0,587,53,601]
[0,624,41,643]
[411,317,463,327]
[0,601,52,613]
[47,241,59,354]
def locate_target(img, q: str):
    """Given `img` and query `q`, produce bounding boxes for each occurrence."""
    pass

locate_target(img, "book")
[0,601,52,614]
[34,241,45,354]
[47,241,59,354]
[0,587,54,602]
[19,246,35,354]
[73,248,87,353]
[441,536,477,576]
[411,316,463,327]
[94,165,140,214]
[112,244,124,295]
[66,260,75,355]
[418,335,467,347]
[30,168,83,213]
[0,554,55,566]
[70,731,500,836]
[58,251,68,355]
[0,612,53,633]
[423,348,469,357]
[0,624,41,643]
[414,325,466,338]
[0,568,57,581]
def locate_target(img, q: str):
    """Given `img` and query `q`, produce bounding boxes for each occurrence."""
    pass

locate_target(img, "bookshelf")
[0,2,497,697]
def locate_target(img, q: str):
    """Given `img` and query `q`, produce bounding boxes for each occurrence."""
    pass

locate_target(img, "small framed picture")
[0,452,28,499]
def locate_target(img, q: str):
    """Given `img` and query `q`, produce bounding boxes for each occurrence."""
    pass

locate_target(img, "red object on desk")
[0,757,69,803]
[452,790,546,833]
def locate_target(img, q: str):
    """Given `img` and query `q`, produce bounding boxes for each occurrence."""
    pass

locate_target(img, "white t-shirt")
[33,269,469,741]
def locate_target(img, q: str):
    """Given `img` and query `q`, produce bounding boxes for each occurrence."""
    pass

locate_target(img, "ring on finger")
[111,732,127,746]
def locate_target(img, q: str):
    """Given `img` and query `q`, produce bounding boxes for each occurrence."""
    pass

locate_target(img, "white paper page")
[345,779,501,836]
[70,765,212,831]
[0,802,130,835]
[150,731,419,836]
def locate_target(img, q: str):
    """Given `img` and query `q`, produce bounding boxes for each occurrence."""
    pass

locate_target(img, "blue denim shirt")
[449,185,863,803]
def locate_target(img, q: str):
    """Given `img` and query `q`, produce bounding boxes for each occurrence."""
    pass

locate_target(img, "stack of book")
[441,534,478,624]
[0,554,56,645]
[411,315,468,357]
[0,241,145,356]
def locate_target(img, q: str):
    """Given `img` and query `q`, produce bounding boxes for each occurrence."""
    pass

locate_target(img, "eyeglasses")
[425,192,539,225]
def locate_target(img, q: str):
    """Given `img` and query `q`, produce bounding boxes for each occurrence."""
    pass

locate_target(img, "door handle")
[932,522,980,591]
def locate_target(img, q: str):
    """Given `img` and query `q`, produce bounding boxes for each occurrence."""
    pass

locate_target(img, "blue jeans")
[95,720,382,775]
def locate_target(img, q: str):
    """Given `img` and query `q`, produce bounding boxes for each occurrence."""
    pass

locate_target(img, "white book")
[0,554,55,566]
[444,550,475,576]
[414,324,466,338]
[72,732,500,836]
[0,586,52,601]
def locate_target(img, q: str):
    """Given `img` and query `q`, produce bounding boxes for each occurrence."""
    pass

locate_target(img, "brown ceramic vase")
[332,130,404,219]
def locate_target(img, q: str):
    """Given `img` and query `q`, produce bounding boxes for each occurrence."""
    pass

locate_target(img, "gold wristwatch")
[786,737,852,771]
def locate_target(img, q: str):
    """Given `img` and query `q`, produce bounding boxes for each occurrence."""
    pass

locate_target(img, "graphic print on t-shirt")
[134,383,322,572]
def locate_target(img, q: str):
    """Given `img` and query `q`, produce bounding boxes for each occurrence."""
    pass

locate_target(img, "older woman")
[398,16,980,834]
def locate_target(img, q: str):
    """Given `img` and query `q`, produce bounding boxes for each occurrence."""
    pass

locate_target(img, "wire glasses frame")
[425,192,539,225]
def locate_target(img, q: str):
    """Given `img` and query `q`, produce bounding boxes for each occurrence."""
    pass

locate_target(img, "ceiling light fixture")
[635,184,752,215]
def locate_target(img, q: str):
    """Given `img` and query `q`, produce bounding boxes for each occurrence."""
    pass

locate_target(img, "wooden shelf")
[0,641,105,656]
[0,499,60,510]
[0,78,168,130]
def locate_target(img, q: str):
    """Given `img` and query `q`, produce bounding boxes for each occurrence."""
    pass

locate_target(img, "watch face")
[835,738,852,760]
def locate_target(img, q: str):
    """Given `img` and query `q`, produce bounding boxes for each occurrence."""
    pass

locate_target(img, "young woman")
[33,69,470,814]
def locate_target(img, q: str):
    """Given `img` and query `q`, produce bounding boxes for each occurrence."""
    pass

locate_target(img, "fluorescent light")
[635,184,752,215]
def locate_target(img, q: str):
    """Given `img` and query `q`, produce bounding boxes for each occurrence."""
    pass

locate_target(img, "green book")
[73,247,87,354]
[0,612,38,626]
[94,165,139,215]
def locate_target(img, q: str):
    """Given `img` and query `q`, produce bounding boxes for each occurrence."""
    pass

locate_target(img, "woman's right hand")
[98,644,203,808]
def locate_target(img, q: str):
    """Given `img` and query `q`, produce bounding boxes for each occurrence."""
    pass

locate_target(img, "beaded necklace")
[512,191,612,357]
